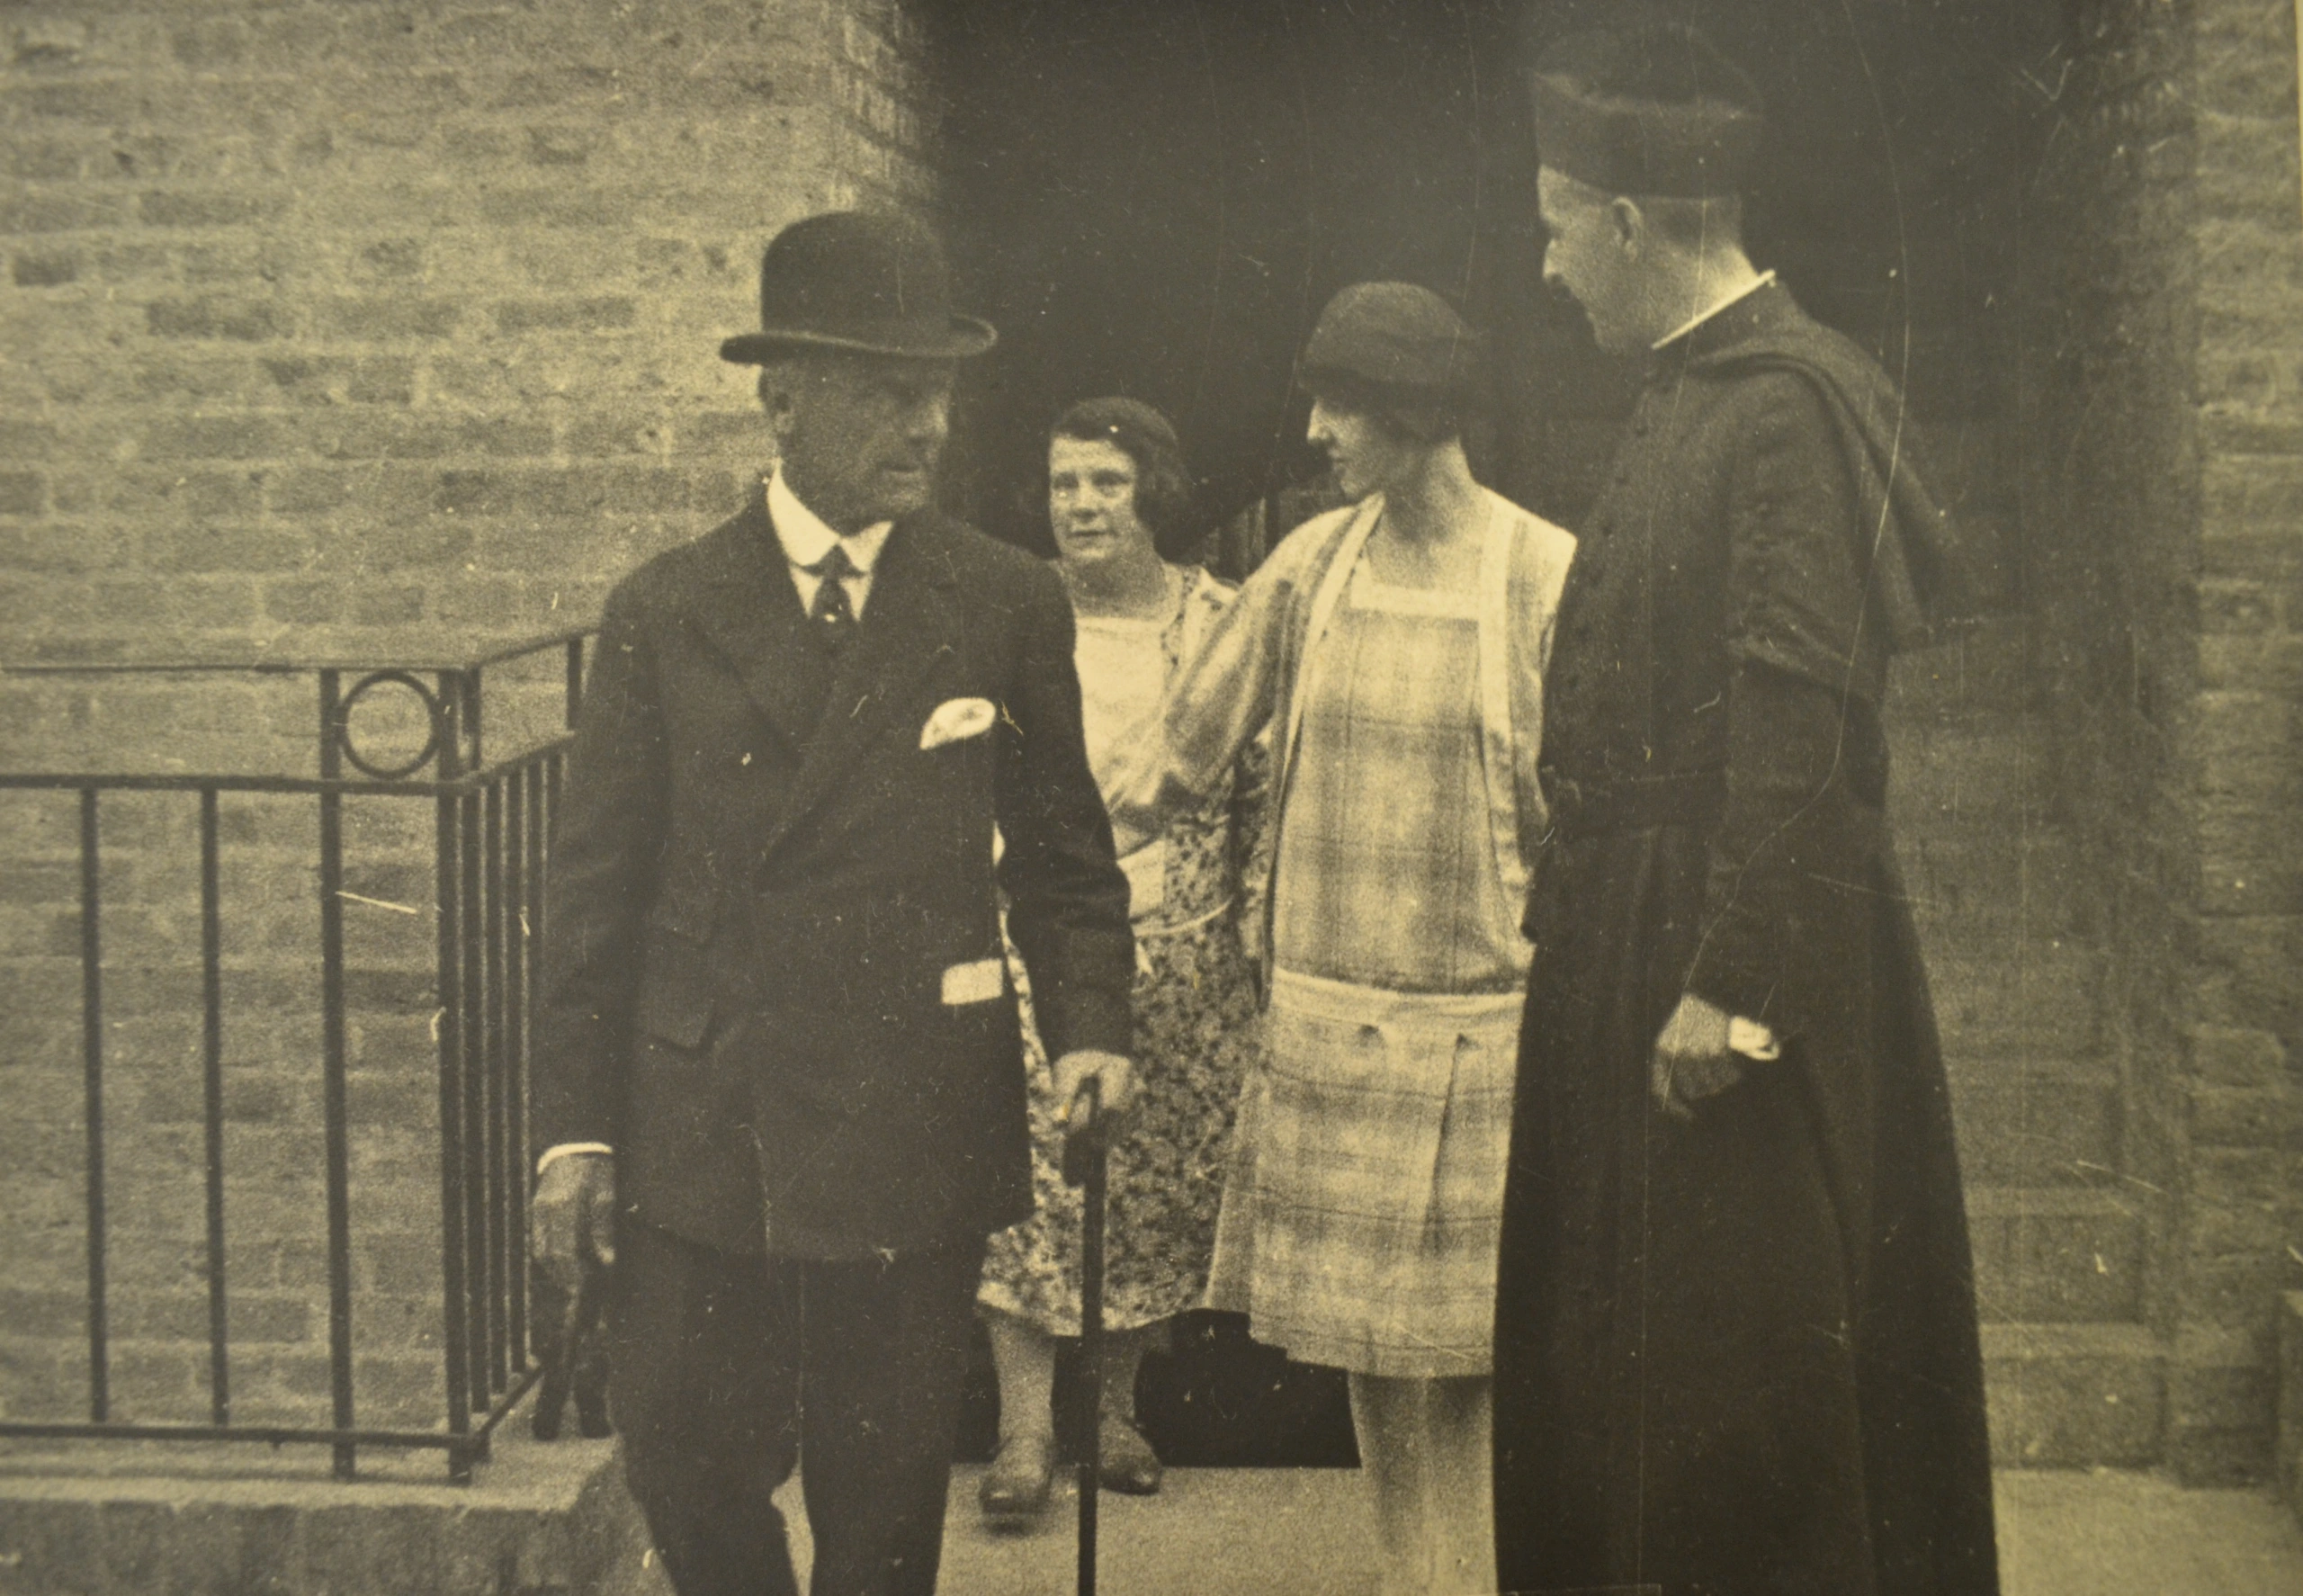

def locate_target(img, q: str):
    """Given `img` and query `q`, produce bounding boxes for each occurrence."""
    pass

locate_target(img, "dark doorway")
[926,0,2063,596]
[923,0,2066,1465]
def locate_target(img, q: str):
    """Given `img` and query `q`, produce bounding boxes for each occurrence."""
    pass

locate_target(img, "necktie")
[807,543,859,647]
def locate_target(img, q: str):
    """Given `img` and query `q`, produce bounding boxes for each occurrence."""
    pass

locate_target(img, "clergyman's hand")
[531,1152,617,1294]
[1649,991,1743,1122]
[1053,1048,1138,1139]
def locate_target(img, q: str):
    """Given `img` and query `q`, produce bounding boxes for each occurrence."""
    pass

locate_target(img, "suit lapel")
[757,512,964,863]
[686,494,826,754]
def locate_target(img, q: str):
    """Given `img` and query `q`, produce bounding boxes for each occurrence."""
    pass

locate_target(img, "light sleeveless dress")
[1205,560,1527,1377]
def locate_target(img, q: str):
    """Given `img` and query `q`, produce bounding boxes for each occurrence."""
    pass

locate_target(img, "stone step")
[1946,1057,2121,1186]
[1984,1322,2166,1467]
[1887,714,2057,834]
[2279,1293,2303,1511]
[0,1423,637,1595]
[1884,616,2035,721]
[1897,827,2095,946]
[1930,940,2104,1058]
[1967,1186,2146,1324]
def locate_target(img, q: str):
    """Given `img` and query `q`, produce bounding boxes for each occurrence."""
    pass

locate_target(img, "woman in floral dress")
[976,398,1268,1522]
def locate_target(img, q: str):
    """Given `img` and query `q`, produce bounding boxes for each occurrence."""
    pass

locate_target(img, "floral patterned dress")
[979,565,1269,1335]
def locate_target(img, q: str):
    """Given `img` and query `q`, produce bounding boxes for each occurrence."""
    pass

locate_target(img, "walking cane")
[1062,1078,1107,1596]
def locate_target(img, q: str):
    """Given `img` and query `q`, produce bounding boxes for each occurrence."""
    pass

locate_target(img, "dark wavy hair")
[1296,367,1470,447]
[1045,396,1199,560]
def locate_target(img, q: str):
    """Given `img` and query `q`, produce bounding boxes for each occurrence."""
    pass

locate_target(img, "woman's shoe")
[979,1430,1057,1525]
[1098,1411,1163,1495]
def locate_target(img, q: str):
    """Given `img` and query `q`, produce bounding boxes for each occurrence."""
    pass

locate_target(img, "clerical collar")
[765,470,892,575]
[1653,271,1778,352]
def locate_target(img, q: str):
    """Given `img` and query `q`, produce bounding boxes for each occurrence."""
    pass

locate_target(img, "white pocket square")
[920,696,997,750]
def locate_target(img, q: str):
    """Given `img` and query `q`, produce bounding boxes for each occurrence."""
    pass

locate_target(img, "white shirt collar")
[1653,270,1777,351]
[766,469,892,574]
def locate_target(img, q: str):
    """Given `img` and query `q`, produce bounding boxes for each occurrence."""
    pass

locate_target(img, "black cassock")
[1492,281,2000,1596]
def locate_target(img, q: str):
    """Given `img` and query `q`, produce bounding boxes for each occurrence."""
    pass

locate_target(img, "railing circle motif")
[336,670,446,780]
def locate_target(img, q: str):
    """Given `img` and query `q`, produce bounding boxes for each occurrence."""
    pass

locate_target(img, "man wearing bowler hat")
[528,210,1137,1596]
[1492,23,1999,1596]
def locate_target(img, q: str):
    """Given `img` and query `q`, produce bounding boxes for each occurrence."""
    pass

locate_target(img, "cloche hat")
[1297,282,1483,397]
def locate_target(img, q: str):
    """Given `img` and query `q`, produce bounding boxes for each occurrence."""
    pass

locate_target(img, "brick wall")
[2024,0,2303,1481]
[0,0,936,1437]
[2183,0,2303,1483]
[2,0,933,668]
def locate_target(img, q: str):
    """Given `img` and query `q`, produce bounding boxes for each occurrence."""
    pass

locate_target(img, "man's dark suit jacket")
[533,488,1135,1259]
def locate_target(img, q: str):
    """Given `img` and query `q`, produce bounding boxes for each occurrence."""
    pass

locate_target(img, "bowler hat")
[720,210,997,364]
[1298,282,1482,396]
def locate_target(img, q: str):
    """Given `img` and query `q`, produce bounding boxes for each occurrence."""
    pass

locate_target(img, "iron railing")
[0,630,591,1481]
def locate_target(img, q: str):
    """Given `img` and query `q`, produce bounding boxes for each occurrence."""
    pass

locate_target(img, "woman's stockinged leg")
[1097,1319,1170,1494]
[1099,1318,1169,1421]
[1428,1376,1495,1594]
[982,1308,1058,1442]
[983,1310,1165,1439]
[979,1307,1061,1521]
[1348,1372,1496,1596]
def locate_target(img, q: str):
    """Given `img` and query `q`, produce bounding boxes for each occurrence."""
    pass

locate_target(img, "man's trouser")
[610,1221,986,1596]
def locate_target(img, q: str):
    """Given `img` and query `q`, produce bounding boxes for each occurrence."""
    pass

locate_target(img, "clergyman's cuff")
[535,1142,614,1178]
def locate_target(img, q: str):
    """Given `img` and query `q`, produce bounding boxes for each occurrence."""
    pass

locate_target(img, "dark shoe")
[980,1431,1056,1525]
[1098,1411,1163,1495]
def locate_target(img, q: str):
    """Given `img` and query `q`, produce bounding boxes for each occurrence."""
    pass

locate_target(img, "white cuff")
[1726,1018,1780,1062]
[536,1142,614,1177]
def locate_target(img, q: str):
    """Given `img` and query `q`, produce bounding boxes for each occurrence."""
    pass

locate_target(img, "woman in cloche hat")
[1103,283,1578,1596]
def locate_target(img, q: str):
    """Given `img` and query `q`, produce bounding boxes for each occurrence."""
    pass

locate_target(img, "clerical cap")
[1529,24,1764,199]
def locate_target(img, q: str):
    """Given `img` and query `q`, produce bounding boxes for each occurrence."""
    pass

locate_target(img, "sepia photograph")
[1,2,2300,1592]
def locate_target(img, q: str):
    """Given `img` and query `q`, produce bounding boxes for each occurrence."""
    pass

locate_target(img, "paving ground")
[1,1438,2297,1592]
[1993,1471,2303,1596]
[595,1464,2303,1596]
